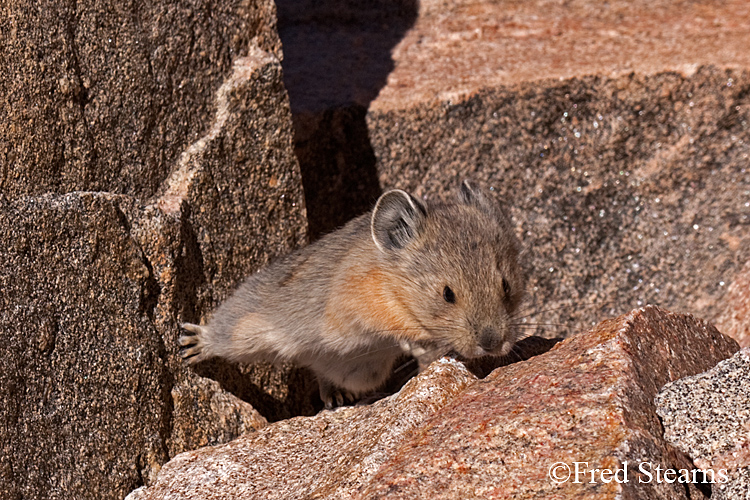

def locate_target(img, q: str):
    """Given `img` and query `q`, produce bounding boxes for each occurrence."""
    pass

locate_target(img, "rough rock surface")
[280,0,750,342]
[370,0,750,111]
[1,1,309,499]
[5,0,749,499]
[154,46,307,317]
[1,0,281,199]
[137,46,314,429]
[656,348,750,500]
[0,193,167,500]
[128,306,739,499]
[369,68,750,344]
[127,357,477,500]
[716,262,750,348]
[359,306,738,499]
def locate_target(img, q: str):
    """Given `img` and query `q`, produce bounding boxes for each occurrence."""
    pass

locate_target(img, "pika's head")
[371,181,526,360]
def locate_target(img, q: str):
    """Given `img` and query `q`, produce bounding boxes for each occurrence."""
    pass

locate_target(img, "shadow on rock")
[277,0,419,239]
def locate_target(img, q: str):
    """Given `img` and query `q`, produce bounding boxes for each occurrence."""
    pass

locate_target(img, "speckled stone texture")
[135,47,314,428]
[1,1,309,499]
[359,306,738,499]
[127,358,477,500]
[0,193,168,500]
[716,262,750,348]
[0,0,280,199]
[369,68,750,346]
[656,348,750,500]
[126,306,739,499]
[279,0,750,343]
[369,0,750,111]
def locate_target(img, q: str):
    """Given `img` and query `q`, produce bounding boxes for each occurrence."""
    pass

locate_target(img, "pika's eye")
[443,286,456,304]
[502,278,511,297]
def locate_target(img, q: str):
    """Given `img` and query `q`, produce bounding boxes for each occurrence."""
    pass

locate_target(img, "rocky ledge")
[657,348,750,500]
[130,306,738,499]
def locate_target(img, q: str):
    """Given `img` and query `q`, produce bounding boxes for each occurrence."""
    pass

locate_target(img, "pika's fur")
[180,181,526,408]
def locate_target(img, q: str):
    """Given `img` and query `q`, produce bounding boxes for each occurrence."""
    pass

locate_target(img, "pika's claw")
[180,345,204,363]
[178,335,197,347]
[181,322,206,336]
[319,380,353,409]
[178,323,210,365]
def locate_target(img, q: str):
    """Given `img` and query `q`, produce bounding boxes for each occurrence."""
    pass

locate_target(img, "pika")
[179,181,526,408]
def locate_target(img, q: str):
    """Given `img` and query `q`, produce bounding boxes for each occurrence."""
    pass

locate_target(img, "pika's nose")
[478,328,501,352]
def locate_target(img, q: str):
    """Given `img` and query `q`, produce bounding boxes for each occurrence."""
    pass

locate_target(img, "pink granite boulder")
[130,306,738,499]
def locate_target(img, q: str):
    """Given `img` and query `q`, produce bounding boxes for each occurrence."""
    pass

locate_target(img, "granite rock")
[370,0,750,111]
[1,1,309,498]
[359,306,738,499]
[126,357,478,500]
[715,262,750,348]
[368,67,750,346]
[0,0,282,199]
[154,46,307,317]
[5,0,749,499]
[0,190,288,500]
[0,193,169,500]
[656,348,750,500]
[127,306,739,499]
[137,46,314,428]
[369,68,750,344]
[124,203,273,467]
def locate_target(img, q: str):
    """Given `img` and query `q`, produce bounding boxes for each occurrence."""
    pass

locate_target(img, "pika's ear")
[458,180,495,214]
[459,180,513,226]
[371,190,427,251]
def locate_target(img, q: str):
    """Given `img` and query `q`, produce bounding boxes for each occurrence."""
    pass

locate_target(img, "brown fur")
[179,181,527,408]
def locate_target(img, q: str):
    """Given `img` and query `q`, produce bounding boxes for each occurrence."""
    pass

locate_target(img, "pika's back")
[206,213,374,346]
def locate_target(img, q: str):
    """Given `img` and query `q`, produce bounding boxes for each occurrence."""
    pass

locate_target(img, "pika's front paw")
[318,380,356,409]
[178,323,210,365]
[399,339,444,370]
